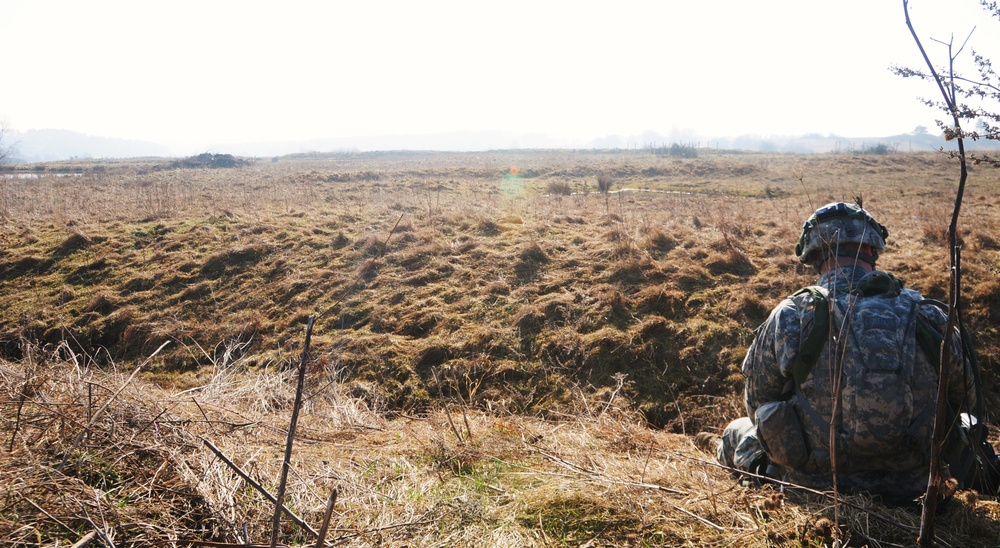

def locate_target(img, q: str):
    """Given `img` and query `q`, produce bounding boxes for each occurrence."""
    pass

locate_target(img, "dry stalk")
[600,372,627,416]
[179,542,288,548]
[322,518,437,545]
[314,487,338,548]
[69,531,98,548]
[530,445,687,496]
[201,439,318,539]
[8,372,30,452]
[57,341,170,471]
[431,367,465,444]
[23,495,76,535]
[270,315,316,548]
[446,367,473,440]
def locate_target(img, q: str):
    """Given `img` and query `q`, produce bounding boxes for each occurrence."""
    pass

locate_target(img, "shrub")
[167,153,249,169]
[668,143,698,158]
[547,181,573,196]
[862,143,894,155]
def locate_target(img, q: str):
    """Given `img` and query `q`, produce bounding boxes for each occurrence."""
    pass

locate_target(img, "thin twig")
[87,485,116,548]
[431,367,464,444]
[23,496,76,536]
[665,500,725,532]
[129,406,171,443]
[7,378,29,452]
[202,439,318,539]
[57,341,170,471]
[191,396,214,431]
[664,384,687,436]
[640,443,654,484]
[270,315,316,548]
[902,2,972,544]
[459,406,473,441]
[600,373,627,416]
[69,531,98,548]
[325,518,436,543]
[86,383,92,440]
[315,487,338,548]
[531,446,687,495]
[829,286,851,538]
[172,542,289,548]
[447,369,473,440]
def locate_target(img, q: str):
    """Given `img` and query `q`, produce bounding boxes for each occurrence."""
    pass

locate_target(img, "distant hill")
[204,131,570,157]
[8,129,171,163]
[213,131,979,158]
[6,127,999,163]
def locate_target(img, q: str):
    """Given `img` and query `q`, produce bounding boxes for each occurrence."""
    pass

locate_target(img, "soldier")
[708,202,998,502]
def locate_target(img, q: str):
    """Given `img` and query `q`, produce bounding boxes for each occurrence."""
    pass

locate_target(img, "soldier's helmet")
[795,202,888,267]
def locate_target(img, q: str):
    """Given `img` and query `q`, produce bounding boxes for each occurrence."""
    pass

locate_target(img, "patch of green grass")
[519,493,658,546]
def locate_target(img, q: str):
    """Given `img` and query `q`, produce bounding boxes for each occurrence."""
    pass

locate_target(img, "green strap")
[790,286,829,386]
[916,299,948,376]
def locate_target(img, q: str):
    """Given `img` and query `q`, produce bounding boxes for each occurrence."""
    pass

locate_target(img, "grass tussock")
[2,150,1000,544]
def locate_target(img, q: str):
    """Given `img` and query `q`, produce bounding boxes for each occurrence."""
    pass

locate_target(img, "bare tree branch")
[0,119,17,165]
[901,1,977,545]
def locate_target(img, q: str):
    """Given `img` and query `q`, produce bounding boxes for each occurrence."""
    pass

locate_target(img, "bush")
[668,143,698,158]
[862,143,894,155]
[547,181,573,195]
[167,153,249,169]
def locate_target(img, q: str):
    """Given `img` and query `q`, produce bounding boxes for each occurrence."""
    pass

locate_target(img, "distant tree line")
[646,142,699,158]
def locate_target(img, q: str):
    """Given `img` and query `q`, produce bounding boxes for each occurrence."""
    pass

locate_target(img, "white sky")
[1,0,995,151]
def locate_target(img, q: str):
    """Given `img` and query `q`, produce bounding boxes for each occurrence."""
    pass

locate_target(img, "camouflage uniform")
[720,263,978,501]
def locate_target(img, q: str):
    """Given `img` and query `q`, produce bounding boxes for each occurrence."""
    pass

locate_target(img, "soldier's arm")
[743,297,802,418]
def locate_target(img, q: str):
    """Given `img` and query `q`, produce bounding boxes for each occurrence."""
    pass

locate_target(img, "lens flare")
[501,166,524,197]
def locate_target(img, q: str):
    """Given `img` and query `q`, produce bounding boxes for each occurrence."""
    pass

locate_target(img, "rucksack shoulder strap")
[790,286,829,386]
[787,284,952,388]
[915,298,948,375]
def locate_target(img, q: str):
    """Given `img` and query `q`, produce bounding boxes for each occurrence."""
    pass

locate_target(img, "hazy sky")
[1,0,995,151]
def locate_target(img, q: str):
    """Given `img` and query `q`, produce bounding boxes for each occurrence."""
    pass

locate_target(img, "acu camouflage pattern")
[796,202,887,266]
[743,264,977,500]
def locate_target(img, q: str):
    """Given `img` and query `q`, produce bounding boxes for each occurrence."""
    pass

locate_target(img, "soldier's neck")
[819,256,874,274]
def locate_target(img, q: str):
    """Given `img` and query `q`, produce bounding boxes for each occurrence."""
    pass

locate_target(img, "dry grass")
[2,149,1000,545]
[5,354,1000,547]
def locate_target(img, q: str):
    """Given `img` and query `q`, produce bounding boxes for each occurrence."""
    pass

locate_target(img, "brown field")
[2,149,1000,546]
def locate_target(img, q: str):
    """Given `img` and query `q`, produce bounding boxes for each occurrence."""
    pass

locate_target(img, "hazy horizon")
[6,124,968,163]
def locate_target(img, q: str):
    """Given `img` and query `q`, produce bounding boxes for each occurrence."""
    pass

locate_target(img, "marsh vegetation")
[2,149,1000,546]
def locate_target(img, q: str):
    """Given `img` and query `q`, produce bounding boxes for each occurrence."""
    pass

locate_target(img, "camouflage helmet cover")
[795,202,888,266]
